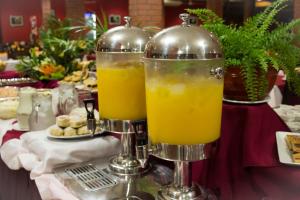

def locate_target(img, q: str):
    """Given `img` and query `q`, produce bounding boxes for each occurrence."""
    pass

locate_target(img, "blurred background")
[0,0,296,44]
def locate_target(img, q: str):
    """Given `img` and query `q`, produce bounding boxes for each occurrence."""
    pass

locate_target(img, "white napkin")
[0,119,14,144]
[268,85,283,108]
[0,138,27,170]
[35,174,79,200]
[1,130,120,179]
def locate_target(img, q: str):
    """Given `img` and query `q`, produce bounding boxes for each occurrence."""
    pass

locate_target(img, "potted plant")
[187,0,300,101]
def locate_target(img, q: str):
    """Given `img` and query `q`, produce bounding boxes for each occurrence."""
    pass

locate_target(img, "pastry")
[285,135,300,152]
[0,98,19,119]
[56,115,70,128]
[50,126,64,136]
[71,75,81,82]
[83,78,97,87]
[292,153,300,163]
[69,116,86,128]
[285,134,300,163]
[69,107,87,119]
[73,71,82,76]
[292,143,300,153]
[63,75,72,82]
[78,126,89,135]
[64,127,77,136]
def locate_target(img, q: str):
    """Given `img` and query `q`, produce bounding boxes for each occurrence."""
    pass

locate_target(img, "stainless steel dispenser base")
[109,155,150,176]
[54,157,173,200]
[103,118,149,176]
[157,184,208,200]
[151,143,216,200]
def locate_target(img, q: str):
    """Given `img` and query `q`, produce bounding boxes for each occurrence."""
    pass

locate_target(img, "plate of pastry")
[47,115,103,139]
[276,131,300,166]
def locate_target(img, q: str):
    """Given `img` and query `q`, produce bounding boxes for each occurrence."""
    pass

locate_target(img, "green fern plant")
[187,0,300,101]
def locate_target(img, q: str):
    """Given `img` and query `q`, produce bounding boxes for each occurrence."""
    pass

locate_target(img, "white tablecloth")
[0,119,14,144]
[1,130,120,178]
[0,128,120,200]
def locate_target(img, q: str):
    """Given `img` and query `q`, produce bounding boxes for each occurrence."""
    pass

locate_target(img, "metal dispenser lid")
[144,13,223,60]
[96,16,150,53]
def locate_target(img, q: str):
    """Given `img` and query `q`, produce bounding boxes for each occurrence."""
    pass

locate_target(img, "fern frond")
[186,8,223,24]
[188,0,300,101]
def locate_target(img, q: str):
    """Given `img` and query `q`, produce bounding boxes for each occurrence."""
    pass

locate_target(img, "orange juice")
[97,63,146,120]
[146,75,223,145]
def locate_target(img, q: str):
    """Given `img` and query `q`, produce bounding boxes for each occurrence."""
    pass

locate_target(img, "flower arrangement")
[7,41,31,59]
[17,13,107,81]
[17,48,65,80]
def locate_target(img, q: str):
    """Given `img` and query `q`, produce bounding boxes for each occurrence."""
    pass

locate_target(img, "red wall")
[84,0,129,28]
[164,2,206,27]
[51,0,66,20]
[0,0,43,43]
[0,0,129,43]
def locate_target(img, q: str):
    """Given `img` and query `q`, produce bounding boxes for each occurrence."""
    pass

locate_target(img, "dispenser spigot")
[132,120,149,168]
[84,98,96,137]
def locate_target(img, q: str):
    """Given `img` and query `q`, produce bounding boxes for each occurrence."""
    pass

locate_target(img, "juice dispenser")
[96,16,150,175]
[142,13,224,199]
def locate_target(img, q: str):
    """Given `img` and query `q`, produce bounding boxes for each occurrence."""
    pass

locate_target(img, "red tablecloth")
[1,102,300,200]
[192,102,300,200]
[1,130,25,145]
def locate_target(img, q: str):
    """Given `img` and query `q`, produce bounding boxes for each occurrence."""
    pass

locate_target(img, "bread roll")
[64,127,77,136]
[78,126,89,135]
[50,126,64,136]
[69,116,86,128]
[56,115,70,128]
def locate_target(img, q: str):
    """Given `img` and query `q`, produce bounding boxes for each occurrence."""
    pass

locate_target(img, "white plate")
[276,131,300,166]
[47,128,104,140]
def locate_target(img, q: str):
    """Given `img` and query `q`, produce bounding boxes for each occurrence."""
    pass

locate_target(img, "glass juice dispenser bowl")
[96,16,150,175]
[143,13,224,199]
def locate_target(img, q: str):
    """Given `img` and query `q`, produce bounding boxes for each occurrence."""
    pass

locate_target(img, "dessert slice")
[285,135,300,151]
[292,153,300,163]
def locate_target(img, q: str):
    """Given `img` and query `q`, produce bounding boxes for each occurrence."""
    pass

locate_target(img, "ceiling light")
[255,0,272,7]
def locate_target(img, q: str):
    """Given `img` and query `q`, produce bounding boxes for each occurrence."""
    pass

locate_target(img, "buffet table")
[0,158,41,200]
[0,102,299,200]
[193,102,300,200]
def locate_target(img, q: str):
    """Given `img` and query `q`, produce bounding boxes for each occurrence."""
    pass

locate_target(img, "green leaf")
[187,0,300,101]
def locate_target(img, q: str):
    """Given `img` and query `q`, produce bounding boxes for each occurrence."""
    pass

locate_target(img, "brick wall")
[294,0,300,19]
[65,0,85,23]
[41,0,51,23]
[128,0,164,28]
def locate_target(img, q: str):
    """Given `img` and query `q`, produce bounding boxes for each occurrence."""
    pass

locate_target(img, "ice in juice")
[97,62,146,120]
[146,75,223,145]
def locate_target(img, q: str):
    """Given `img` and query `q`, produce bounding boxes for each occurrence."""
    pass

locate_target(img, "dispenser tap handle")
[84,98,96,137]
[132,120,148,144]
[132,120,149,168]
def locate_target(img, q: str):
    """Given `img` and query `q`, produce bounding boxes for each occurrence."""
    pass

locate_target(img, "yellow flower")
[38,64,65,76]
[38,64,56,76]
[78,40,87,49]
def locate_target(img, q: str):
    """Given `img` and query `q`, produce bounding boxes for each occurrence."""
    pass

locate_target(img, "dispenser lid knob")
[124,16,131,28]
[179,13,190,26]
